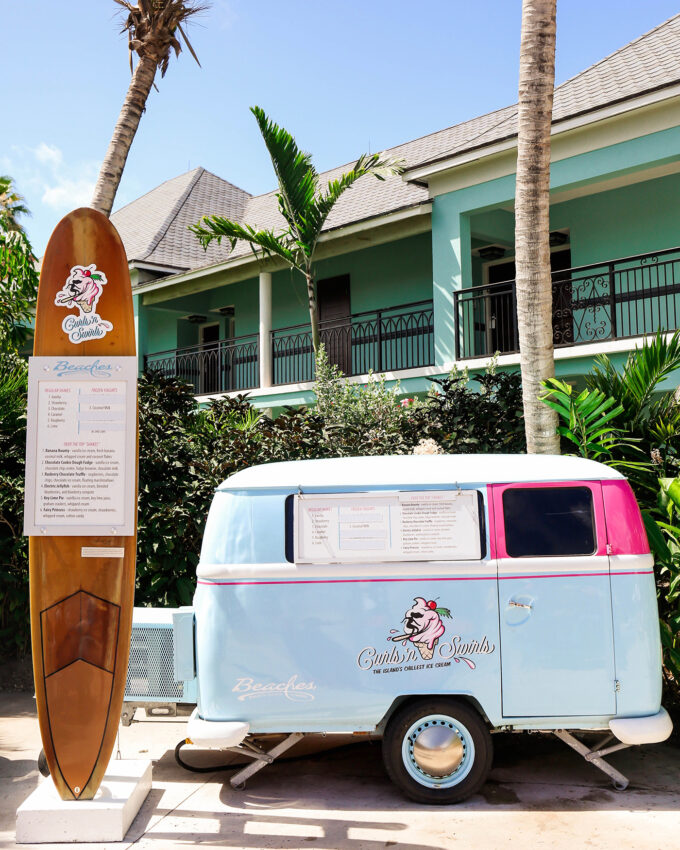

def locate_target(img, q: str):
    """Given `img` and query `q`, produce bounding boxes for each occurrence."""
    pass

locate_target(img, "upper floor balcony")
[144,300,434,395]
[143,247,680,397]
[454,247,680,360]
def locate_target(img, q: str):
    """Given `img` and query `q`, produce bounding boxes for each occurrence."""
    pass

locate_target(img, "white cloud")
[20,142,98,210]
[42,176,96,209]
[34,143,63,168]
[1,142,100,251]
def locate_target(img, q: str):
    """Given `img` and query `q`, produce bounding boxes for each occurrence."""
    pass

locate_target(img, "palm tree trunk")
[306,272,321,354]
[90,56,158,218]
[515,0,560,454]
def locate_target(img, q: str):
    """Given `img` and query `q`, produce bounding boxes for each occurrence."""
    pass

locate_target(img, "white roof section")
[218,455,624,491]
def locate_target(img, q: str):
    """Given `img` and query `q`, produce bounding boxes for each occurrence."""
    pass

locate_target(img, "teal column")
[432,197,471,366]
[133,294,148,375]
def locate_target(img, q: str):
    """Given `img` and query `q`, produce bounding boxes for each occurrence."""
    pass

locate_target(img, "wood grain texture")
[30,207,137,800]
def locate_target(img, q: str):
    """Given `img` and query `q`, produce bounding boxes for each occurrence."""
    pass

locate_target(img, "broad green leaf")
[642,510,671,561]
[666,477,680,511]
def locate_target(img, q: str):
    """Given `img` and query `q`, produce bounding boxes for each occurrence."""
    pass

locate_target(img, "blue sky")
[3,0,679,254]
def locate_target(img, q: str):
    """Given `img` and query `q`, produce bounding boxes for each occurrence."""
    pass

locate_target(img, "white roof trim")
[217,454,623,491]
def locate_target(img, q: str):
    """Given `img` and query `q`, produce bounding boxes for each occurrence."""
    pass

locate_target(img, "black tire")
[38,748,50,777]
[382,698,492,804]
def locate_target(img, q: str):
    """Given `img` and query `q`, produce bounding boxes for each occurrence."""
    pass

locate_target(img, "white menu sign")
[24,356,137,536]
[295,490,481,564]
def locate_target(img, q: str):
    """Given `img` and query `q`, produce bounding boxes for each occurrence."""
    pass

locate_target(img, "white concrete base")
[16,759,152,844]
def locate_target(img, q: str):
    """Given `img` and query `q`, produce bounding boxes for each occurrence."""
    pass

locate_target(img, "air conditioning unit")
[122,607,197,725]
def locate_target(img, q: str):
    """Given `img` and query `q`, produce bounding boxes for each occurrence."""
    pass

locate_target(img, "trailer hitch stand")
[554,730,630,790]
[229,732,305,788]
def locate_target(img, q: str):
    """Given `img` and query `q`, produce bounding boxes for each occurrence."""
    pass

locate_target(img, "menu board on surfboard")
[24,356,137,536]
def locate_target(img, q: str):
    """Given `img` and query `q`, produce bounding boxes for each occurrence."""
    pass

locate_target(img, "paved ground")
[1,691,679,850]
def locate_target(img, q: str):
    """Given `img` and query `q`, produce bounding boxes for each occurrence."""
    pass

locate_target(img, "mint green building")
[112,15,680,411]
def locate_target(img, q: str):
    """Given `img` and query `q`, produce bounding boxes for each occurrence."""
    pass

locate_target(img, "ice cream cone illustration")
[390,597,451,660]
[55,265,106,314]
[413,641,434,660]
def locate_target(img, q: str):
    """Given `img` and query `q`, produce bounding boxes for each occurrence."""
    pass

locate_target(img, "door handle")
[508,600,532,610]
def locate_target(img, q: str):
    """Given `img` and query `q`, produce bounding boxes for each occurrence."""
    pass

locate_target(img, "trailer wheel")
[382,698,492,804]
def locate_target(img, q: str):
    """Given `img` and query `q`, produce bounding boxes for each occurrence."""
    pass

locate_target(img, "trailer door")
[492,482,616,718]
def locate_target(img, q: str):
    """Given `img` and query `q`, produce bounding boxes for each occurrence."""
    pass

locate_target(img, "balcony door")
[318,275,352,374]
[486,248,572,354]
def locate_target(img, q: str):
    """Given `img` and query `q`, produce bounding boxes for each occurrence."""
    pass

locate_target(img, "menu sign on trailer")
[24,356,137,536]
[295,490,481,563]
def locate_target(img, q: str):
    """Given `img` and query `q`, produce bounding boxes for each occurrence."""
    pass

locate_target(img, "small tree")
[191,107,402,353]
[91,1,208,217]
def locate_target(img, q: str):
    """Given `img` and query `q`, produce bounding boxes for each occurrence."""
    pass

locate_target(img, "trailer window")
[502,487,595,557]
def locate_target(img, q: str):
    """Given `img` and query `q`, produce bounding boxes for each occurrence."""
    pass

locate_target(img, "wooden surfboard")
[29,207,137,800]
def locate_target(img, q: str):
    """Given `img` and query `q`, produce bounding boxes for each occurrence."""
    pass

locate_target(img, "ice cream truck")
[183,454,672,803]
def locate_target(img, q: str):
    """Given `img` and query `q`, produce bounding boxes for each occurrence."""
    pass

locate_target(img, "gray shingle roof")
[111,168,250,268]
[114,13,680,274]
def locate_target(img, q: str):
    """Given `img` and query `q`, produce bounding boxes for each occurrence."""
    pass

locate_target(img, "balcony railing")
[144,333,259,394]
[454,247,680,360]
[272,300,435,385]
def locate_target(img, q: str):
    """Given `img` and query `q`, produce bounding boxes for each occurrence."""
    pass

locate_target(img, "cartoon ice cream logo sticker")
[389,597,451,660]
[55,264,113,343]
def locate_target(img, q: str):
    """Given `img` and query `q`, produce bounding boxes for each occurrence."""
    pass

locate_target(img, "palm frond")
[250,106,319,240]
[303,152,404,246]
[116,0,209,74]
[588,330,680,426]
[190,215,296,266]
[176,21,201,66]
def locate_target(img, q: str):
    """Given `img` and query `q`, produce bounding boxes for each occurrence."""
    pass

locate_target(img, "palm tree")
[0,175,30,232]
[191,106,402,353]
[514,0,559,454]
[0,177,38,352]
[91,0,208,217]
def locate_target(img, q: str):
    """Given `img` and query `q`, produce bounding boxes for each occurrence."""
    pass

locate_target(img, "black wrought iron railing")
[144,333,259,394]
[454,248,680,360]
[272,300,435,385]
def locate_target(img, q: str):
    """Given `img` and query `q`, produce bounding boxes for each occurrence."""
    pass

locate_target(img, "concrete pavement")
[1,691,679,850]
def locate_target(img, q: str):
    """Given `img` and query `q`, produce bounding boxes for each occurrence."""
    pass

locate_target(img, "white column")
[259,272,272,388]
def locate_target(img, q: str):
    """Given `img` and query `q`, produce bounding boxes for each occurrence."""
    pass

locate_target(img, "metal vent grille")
[125,625,184,700]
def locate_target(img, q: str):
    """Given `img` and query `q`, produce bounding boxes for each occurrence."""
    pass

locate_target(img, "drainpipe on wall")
[259,272,272,389]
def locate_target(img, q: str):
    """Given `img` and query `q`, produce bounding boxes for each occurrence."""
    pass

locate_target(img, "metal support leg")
[554,730,630,790]
[229,733,305,788]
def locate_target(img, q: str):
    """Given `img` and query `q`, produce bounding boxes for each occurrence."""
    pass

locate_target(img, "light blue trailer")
[181,455,671,803]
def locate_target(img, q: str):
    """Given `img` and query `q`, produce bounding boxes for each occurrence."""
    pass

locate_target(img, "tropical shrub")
[587,331,680,480]
[136,372,213,608]
[313,346,416,456]
[415,362,525,454]
[540,378,626,459]
[643,478,680,686]
[0,355,29,657]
